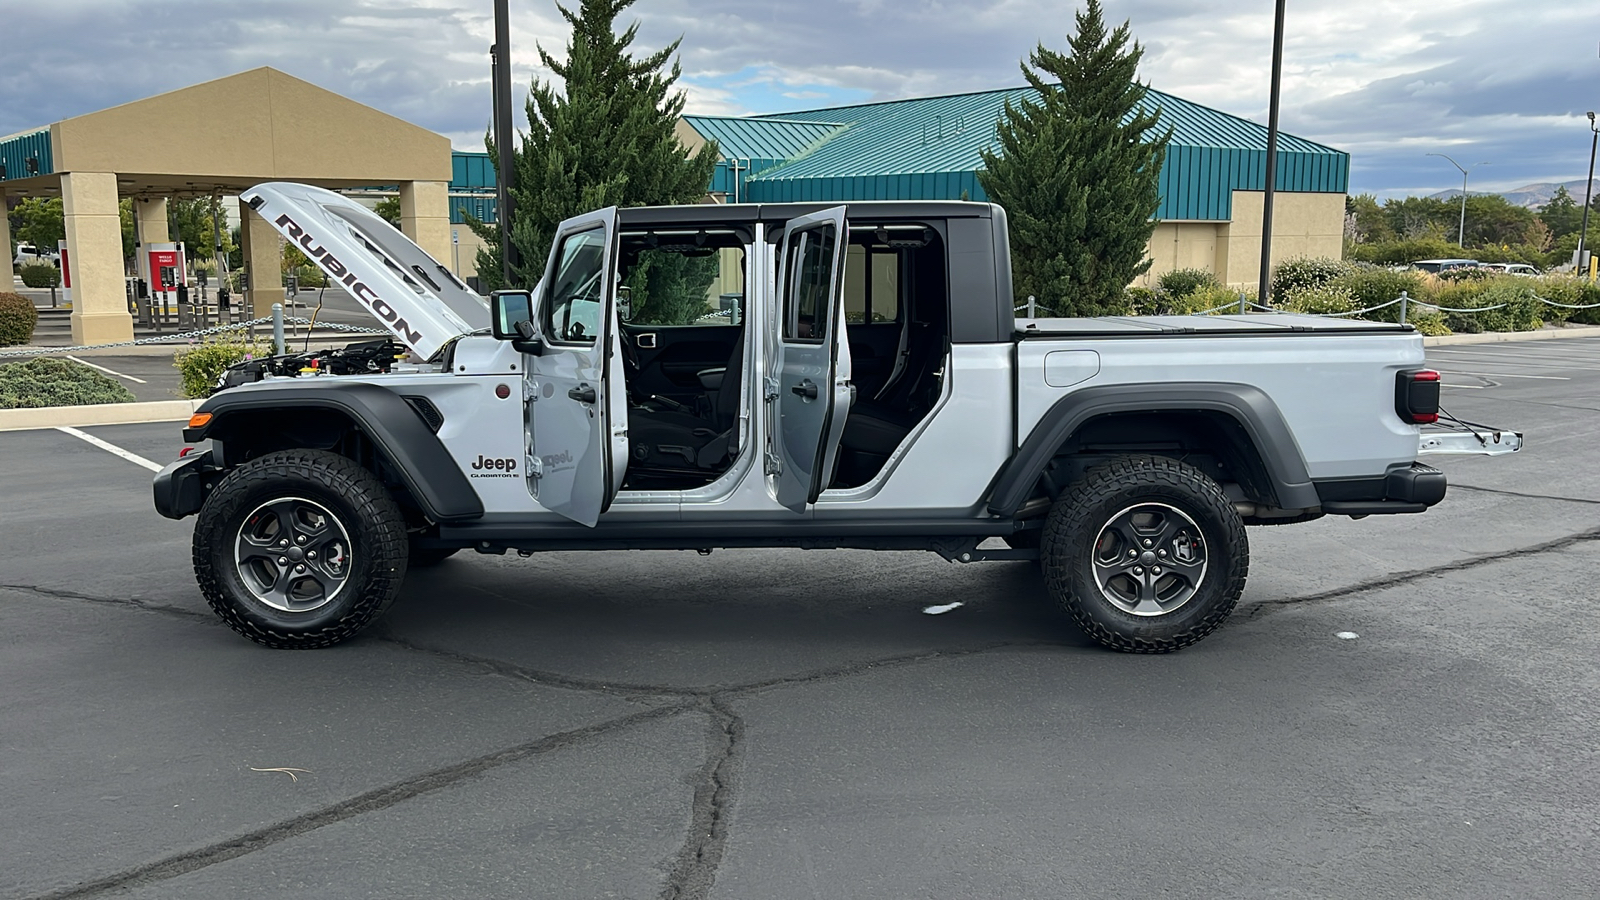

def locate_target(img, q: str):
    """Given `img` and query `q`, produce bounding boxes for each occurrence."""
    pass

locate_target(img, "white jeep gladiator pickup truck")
[154,183,1520,652]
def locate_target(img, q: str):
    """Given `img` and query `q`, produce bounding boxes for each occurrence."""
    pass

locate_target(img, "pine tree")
[471,0,720,290]
[978,0,1168,317]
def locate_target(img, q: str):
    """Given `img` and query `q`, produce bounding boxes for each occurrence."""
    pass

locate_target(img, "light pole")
[1425,153,1488,247]
[1577,112,1598,278]
[1257,0,1286,306]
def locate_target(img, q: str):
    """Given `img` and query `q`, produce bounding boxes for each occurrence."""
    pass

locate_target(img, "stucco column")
[64,172,134,344]
[134,197,170,244]
[239,199,285,318]
[0,187,12,279]
[398,181,452,264]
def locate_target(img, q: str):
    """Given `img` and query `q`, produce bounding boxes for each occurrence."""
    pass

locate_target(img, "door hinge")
[763,376,780,401]
[764,450,782,475]
[527,454,543,478]
[523,379,538,402]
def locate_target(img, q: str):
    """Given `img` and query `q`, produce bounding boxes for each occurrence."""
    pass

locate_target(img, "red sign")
[149,250,182,291]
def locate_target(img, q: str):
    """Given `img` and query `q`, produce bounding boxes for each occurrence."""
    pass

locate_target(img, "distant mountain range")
[1430,179,1597,209]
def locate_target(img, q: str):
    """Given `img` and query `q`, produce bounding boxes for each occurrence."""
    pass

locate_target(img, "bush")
[1280,283,1357,316]
[0,292,39,346]
[1156,267,1219,299]
[1346,237,1466,267]
[1556,278,1600,326]
[1270,256,1355,302]
[1438,266,1493,283]
[1431,278,1543,334]
[294,265,327,289]
[19,263,61,289]
[0,357,137,408]
[173,334,274,398]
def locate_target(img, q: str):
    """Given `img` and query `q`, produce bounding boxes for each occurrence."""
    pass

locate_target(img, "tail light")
[1396,369,1440,424]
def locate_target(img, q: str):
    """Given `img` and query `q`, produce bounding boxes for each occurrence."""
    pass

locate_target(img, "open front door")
[768,206,853,512]
[523,208,625,527]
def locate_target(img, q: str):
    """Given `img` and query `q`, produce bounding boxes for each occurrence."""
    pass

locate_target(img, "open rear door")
[768,207,853,512]
[522,208,624,527]
[241,182,486,359]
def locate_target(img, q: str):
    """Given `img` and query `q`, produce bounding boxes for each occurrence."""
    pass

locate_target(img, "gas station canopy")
[0,67,456,344]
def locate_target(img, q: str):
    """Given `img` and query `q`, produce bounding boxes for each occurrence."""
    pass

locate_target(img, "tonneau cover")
[1015,313,1412,338]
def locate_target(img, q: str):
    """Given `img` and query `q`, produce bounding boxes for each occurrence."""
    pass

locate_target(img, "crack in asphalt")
[4,584,1024,900]
[1452,483,1600,506]
[0,583,214,623]
[1244,524,1600,620]
[26,705,693,900]
[661,698,744,900]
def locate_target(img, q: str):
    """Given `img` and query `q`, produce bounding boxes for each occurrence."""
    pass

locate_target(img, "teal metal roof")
[727,86,1347,219]
[0,128,53,182]
[680,115,844,197]
[682,115,842,160]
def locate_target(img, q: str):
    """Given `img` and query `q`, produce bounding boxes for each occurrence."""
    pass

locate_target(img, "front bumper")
[152,450,218,520]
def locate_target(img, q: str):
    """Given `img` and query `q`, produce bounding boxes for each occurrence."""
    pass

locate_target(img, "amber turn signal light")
[188,412,213,428]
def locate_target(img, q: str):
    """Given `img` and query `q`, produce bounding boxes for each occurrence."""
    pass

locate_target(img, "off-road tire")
[1041,455,1248,654]
[193,449,408,649]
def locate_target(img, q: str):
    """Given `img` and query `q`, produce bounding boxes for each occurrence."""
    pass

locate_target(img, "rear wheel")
[1041,455,1247,653]
[193,450,408,649]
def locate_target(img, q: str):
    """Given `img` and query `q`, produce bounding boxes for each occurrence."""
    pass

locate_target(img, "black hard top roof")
[617,200,997,228]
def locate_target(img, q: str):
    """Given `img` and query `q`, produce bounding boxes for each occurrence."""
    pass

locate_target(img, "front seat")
[629,335,745,471]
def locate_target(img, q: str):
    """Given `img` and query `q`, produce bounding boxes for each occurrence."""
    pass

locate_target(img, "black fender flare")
[987,382,1320,517]
[185,381,485,523]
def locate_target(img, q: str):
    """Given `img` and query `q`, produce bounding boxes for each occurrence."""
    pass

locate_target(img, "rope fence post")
[272,303,286,357]
[1399,291,1409,326]
[1028,295,1036,318]
[1238,292,1247,315]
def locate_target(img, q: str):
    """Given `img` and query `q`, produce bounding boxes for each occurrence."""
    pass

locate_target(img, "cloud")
[3,0,1593,198]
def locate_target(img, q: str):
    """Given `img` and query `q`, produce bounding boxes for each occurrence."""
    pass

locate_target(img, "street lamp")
[1425,153,1488,247]
[1577,112,1599,278]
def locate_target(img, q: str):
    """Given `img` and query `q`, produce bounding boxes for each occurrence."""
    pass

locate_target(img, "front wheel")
[193,450,409,649]
[1041,455,1248,653]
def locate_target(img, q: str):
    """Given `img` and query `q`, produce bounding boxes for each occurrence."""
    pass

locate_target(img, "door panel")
[847,322,902,399]
[523,208,621,528]
[769,207,853,512]
[621,324,743,401]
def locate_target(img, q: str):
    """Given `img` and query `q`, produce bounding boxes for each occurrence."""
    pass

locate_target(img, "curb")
[0,399,202,432]
[1424,325,1600,346]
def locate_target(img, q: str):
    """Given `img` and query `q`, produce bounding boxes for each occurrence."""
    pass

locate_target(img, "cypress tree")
[978,0,1169,317]
[471,0,720,290]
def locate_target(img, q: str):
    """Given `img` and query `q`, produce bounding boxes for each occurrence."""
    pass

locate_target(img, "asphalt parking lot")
[4,338,1599,899]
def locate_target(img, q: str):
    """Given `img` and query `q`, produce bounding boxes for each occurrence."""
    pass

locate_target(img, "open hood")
[241,182,489,359]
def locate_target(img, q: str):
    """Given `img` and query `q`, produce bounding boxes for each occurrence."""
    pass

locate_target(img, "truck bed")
[1015,314,1412,338]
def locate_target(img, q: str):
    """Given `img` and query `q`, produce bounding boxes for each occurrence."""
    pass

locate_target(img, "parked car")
[13,243,61,269]
[1480,263,1540,277]
[1410,258,1479,274]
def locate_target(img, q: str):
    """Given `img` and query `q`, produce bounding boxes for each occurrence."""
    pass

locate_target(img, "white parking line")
[65,355,147,384]
[55,426,163,472]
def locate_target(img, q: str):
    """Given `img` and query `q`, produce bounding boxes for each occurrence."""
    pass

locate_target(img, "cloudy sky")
[3,0,1596,200]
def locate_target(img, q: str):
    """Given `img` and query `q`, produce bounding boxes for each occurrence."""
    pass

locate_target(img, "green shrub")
[1430,278,1543,334]
[1281,283,1357,316]
[1325,266,1431,323]
[1124,286,1160,315]
[174,334,274,398]
[1156,268,1220,298]
[1560,278,1600,325]
[0,292,39,346]
[1438,266,1492,283]
[1346,237,1466,267]
[1528,276,1586,325]
[1181,284,1254,315]
[0,357,137,408]
[1270,257,1355,302]
[19,263,61,289]
[294,265,327,289]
